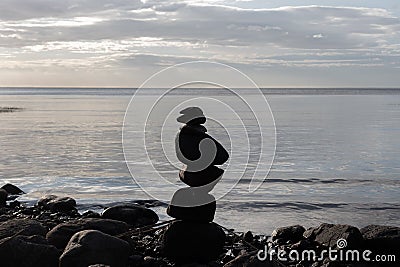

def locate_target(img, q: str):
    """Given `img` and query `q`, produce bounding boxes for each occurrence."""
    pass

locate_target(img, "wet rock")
[179,165,224,188]
[59,230,130,267]
[8,200,20,209]
[271,225,305,244]
[142,256,168,267]
[46,218,129,249]
[101,204,158,227]
[82,210,101,218]
[0,189,7,206]
[303,223,363,249]
[0,235,60,267]
[20,207,34,215]
[167,188,216,222]
[1,183,25,195]
[0,218,47,239]
[243,231,253,243]
[360,225,400,257]
[163,220,225,263]
[361,225,400,245]
[38,195,77,213]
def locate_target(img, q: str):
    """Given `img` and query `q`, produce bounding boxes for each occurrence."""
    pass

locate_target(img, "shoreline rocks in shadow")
[46,218,129,249]
[59,229,130,267]
[0,183,397,267]
[0,183,25,206]
[101,204,159,227]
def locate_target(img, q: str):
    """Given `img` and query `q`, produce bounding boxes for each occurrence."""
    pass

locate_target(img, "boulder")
[243,231,253,243]
[167,188,216,222]
[271,225,305,244]
[0,235,60,267]
[0,189,7,206]
[303,223,363,249]
[0,219,47,239]
[37,195,76,212]
[59,230,130,267]
[179,165,224,188]
[46,218,129,249]
[360,225,400,256]
[163,220,225,263]
[101,204,158,227]
[82,210,101,218]
[176,125,229,166]
[361,225,400,245]
[1,183,25,195]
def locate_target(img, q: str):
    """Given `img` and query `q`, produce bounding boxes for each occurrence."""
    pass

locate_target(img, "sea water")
[0,88,399,233]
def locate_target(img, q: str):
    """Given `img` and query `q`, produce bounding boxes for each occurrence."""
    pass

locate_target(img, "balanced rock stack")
[163,107,229,263]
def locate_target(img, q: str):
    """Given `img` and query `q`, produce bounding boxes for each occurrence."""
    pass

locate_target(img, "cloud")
[0,0,143,20]
[2,3,399,48]
[0,1,399,86]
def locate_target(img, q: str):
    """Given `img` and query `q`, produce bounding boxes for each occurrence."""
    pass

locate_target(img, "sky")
[0,0,399,88]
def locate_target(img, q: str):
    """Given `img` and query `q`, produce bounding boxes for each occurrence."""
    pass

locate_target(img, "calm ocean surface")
[0,88,399,233]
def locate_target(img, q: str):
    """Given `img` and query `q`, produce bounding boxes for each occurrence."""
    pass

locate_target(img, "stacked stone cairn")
[163,107,229,264]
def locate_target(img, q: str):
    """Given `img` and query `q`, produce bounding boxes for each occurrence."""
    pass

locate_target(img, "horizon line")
[0,86,399,90]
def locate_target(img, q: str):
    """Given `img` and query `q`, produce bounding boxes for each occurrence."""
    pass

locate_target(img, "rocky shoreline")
[0,183,398,267]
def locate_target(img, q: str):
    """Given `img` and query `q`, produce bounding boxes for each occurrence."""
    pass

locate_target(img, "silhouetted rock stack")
[163,107,229,263]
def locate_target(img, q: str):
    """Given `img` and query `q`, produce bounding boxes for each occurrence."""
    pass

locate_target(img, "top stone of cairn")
[177,107,206,125]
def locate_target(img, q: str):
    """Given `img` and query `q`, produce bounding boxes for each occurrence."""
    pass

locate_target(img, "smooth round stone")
[177,107,206,125]
[37,195,77,213]
[101,204,159,227]
[1,183,25,195]
[179,165,224,188]
[179,106,203,115]
[163,220,226,263]
[0,219,47,240]
[167,188,216,222]
[46,218,129,249]
[177,114,206,125]
[176,126,229,166]
[59,230,130,267]
[0,235,60,267]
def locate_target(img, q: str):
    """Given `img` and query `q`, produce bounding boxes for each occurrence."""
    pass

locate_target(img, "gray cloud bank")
[0,0,399,87]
